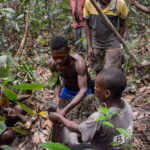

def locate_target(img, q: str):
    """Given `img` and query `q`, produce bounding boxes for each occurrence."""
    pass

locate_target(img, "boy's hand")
[58,109,66,117]
[128,0,135,5]
[49,112,62,122]
[7,108,17,118]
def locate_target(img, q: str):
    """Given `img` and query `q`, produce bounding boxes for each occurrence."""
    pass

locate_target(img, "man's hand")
[88,47,95,61]
[128,0,135,5]
[49,112,62,122]
[7,108,17,118]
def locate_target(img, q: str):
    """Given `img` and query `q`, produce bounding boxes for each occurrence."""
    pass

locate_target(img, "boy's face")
[51,46,69,66]
[94,75,107,102]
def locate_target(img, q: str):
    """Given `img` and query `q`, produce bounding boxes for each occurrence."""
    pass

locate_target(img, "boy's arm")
[59,58,88,116]
[49,112,80,133]
[129,0,150,14]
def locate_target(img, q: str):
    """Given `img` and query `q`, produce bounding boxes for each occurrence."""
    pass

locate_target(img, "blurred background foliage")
[0,0,149,82]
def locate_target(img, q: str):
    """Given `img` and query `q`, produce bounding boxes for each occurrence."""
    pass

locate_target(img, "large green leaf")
[110,142,120,146]
[102,121,114,128]
[48,72,60,88]
[0,121,7,135]
[3,78,11,85]
[4,88,17,100]
[39,142,71,150]
[99,107,109,116]
[0,116,5,122]
[94,115,107,122]
[13,100,34,116]
[10,127,26,135]
[116,128,131,139]
[0,145,14,150]
[10,83,46,90]
[3,8,16,13]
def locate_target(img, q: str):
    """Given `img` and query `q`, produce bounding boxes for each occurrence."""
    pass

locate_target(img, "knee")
[0,129,16,145]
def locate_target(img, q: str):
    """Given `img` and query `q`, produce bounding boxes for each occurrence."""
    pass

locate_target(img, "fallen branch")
[90,0,142,66]
[16,7,30,58]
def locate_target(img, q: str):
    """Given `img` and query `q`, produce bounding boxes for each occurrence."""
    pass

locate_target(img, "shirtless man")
[48,36,92,117]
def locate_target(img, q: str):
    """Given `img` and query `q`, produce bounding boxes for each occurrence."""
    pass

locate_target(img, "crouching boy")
[49,68,133,150]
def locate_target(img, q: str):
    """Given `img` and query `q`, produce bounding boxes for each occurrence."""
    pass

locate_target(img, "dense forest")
[0,0,150,150]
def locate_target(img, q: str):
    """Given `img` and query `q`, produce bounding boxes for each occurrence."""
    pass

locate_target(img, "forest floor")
[11,28,150,150]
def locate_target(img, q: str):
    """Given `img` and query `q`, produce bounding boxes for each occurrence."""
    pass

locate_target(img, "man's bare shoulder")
[71,53,87,76]
[47,58,56,71]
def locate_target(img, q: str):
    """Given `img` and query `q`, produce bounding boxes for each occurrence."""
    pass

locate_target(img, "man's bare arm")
[62,58,88,115]
[129,0,150,14]
[118,19,126,38]
[85,20,95,60]
[48,59,61,109]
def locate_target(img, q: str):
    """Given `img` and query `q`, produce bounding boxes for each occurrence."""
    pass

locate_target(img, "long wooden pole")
[90,0,142,66]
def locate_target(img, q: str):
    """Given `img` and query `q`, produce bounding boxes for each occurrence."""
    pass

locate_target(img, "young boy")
[49,68,133,150]
[48,36,92,117]
[128,0,150,14]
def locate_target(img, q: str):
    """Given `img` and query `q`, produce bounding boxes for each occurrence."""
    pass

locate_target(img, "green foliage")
[0,145,14,150]
[95,107,133,148]
[0,116,5,122]
[48,72,60,89]
[116,128,131,139]
[0,121,7,135]
[39,141,71,150]
[10,83,46,90]
[99,107,109,116]
[14,100,34,115]
[102,121,114,128]
[20,63,34,81]
[94,115,107,121]
[4,88,17,100]
[10,126,26,135]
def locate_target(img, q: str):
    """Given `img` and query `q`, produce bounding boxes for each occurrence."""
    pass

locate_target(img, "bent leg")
[105,48,121,70]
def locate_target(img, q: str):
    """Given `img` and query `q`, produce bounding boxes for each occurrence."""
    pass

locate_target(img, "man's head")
[94,68,127,102]
[50,36,70,66]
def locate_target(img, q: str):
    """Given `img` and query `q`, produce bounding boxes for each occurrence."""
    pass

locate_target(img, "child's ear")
[105,90,111,98]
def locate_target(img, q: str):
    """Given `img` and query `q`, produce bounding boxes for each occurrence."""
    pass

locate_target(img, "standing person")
[49,68,133,150]
[48,36,92,117]
[128,0,150,14]
[84,0,128,74]
[70,0,86,55]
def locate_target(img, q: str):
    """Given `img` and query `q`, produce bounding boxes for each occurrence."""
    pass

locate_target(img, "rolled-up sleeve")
[83,0,90,19]
[118,1,128,19]
[78,112,100,143]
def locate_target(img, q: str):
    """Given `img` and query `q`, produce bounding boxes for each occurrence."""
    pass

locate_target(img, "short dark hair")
[98,68,127,99]
[50,36,68,51]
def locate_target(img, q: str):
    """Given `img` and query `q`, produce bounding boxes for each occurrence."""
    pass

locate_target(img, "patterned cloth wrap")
[60,86,92,102]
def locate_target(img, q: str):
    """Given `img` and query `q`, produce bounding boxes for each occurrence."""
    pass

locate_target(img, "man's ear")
[105,90,111,98]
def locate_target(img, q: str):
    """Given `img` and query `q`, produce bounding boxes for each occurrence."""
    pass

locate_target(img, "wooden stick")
[16,6,30,58]
[90,0,142,66]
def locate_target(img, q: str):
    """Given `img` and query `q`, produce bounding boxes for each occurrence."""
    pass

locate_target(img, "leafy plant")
[95,107,132,147]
